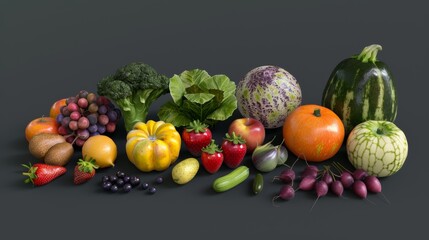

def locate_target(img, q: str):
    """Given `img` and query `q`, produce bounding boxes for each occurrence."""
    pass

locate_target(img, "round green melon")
[347,120,408,177]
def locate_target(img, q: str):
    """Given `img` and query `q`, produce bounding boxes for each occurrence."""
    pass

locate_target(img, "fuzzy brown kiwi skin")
[28,133,66,159]
[43,142,74,166]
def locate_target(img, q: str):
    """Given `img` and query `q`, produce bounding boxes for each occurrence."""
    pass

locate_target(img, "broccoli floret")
[97,62,169,131]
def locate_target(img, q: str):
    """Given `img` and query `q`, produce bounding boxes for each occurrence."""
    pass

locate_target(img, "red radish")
[364,176,382,193]
[321,172,333,185]
[273,168,295,184]
[353,169,368,180]
[352,180,367,199]
[330,180,344,197]
[301,165,319,179]
[306,165,319,172]
[310,181,329,211]
[364,176,390,204]
[315,181,329,196]
[297,176,316,191]
[340,171,354,188]
[272,185,295,206]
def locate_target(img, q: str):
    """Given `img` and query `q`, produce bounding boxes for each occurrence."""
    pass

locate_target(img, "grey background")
[1,0,427,239]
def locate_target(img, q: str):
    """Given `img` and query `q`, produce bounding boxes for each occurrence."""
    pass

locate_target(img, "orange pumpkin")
[49,98,67,119]
[282,104,345,162]
[25,117,59,141]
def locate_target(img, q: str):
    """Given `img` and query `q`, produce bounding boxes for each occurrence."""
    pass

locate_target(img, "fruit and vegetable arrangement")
[21,44,409,207]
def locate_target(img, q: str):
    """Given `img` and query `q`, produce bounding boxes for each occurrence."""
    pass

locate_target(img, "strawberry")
[201,140,223,174]
[182,120,212,157]
[22,163,66,186]
[221,132,247,168]
[73,157,99,185]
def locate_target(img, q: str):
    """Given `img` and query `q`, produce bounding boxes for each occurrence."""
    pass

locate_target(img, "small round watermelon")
[236,66,302,128]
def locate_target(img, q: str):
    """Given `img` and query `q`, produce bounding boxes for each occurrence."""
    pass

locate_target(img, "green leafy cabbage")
[158,69,237,127]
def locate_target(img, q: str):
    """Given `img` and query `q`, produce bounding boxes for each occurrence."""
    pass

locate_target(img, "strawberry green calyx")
[186,120,208,133]
[22,163,37,184]
[224,132,246,145]
[78,156,99,173]
[202,140,222,154]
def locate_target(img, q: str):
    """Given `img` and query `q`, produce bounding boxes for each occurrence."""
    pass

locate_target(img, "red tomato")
[25,117,59,141]
[282,104,345,162]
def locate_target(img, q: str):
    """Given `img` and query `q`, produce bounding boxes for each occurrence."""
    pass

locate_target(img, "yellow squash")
[126,120,181,172]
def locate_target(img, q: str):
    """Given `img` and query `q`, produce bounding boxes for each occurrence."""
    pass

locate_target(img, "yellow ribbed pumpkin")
[126,120,181,172]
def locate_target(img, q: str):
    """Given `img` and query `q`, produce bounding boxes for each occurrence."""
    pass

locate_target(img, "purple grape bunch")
[55,90,121,147]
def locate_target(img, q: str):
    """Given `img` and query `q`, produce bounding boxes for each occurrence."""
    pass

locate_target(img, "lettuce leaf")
[158,69,237,127]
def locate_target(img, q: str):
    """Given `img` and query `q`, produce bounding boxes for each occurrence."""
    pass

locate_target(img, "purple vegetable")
[252,140,288,172]
[273,168,295,184]
[236,65,302,129]
[340,171,354,188]
[310,181,329,211]
[315,181,329,197]
[298,176,316,191]
[353,169,368,180]
[364,176,382,193]
[352,180,368,199]
[364,176,390,204]
[321,173,333,185]
[301,165,319,179]
[330,180,344,197]
[273,185,295,206]
[306,165,319,172]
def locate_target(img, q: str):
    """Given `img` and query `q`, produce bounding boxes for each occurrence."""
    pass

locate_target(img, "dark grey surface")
[1,0,427,239]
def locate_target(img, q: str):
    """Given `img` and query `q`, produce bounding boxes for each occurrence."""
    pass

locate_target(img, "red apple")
[228,118,265,153]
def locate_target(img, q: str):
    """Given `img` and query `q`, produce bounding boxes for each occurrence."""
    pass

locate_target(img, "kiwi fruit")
[44,142,74,166]
[28,133,66,159]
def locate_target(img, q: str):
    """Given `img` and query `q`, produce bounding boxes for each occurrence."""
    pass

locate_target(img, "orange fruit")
[82,135,117,168]
[25,117,59,142]
[49,98,67,119]
[283,104,345,162]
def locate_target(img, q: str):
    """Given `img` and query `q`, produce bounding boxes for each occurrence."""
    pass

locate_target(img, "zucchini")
[252,173,264,195]
[322,44,397,134]
[212,166,249,192]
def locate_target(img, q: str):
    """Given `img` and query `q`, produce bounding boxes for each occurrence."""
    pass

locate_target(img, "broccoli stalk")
[97,62,169,132]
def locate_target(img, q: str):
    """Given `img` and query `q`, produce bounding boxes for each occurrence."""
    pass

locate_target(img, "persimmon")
[25,117,59,141]
[282,104,345,162]
[49,98,67,119]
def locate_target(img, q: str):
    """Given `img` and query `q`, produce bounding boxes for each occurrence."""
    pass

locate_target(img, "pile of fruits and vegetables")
[21,44,409,208]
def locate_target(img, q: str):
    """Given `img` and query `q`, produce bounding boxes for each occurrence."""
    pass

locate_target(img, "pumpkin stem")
[356,44,382,63]
[313,108,321,117]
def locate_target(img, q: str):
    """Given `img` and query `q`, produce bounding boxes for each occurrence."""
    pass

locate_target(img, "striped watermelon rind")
[322,44,398,134]
[346,120,408,177]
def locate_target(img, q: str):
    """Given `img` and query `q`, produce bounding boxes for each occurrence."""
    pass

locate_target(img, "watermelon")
[236,66,302,129]
[322,44,397,134]
[347,120,408,177]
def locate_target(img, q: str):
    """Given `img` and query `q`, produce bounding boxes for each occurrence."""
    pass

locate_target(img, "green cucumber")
[321,44,397,134]
[212,166,249,192]
[252,173,264,195]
